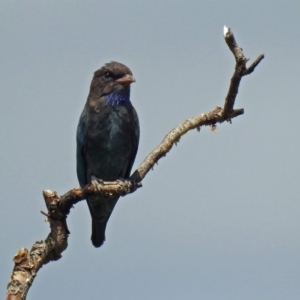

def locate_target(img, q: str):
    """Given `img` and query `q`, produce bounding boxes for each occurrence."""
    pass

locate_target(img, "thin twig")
[223,26,264,119]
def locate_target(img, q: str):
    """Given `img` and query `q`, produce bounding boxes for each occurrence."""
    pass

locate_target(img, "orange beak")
[116,74,136,84]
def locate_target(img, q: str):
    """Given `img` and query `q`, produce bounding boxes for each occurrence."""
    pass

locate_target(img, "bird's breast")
[85,105,136,181]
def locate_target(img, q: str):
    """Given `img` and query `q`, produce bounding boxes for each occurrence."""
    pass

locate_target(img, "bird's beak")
[116,74,136,84]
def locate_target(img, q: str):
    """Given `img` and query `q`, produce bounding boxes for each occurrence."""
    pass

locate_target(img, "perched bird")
[76,61,139,248]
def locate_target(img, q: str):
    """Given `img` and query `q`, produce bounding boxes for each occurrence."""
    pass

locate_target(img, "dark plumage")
[76,61,139,247]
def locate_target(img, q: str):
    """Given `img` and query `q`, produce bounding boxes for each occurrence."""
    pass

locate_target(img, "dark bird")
[76,61,139,247]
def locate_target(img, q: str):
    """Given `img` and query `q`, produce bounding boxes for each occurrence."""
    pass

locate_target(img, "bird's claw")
[115,178,131,195]
[91,179,103,191]
[116,178,142,195]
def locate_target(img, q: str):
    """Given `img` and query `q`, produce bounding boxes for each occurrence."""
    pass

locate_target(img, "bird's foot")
[114,178,132,195]
[116,178,142,195]
[90,178,142,196]
[91,179,104,192]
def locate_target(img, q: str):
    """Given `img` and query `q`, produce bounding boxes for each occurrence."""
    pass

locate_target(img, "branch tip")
[223,25,230,37]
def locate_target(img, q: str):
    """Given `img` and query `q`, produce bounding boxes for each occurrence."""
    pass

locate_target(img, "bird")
[76,61,139,248]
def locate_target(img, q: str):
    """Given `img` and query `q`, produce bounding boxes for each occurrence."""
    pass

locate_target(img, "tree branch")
[6,27,264,300]
[223,26,264,119]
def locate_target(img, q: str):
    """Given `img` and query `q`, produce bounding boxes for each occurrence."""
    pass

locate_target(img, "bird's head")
[90,61,135,98]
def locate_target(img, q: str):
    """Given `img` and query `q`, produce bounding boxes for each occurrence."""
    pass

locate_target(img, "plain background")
[1,1,300,299]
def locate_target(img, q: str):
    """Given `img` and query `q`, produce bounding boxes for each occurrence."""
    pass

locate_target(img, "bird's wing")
[125,106,140,178]
[76,106,88,186]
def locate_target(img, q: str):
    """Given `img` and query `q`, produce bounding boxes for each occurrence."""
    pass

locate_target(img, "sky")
[1,1,300,299]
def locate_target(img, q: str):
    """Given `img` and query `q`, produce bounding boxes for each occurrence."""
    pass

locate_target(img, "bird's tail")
[87,195,119,248]
[91,219,107,248]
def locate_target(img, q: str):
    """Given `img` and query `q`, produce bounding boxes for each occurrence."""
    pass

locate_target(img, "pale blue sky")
[1,1,300,299]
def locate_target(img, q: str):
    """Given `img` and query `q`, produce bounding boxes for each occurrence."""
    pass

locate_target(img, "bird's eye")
[103,71,111,79]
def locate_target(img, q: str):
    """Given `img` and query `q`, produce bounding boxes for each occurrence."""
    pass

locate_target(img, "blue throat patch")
[105,91,131,106]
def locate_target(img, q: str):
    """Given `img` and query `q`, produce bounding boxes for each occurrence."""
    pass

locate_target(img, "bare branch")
[223,26,264,118]
[130,107,243,182]
[6,27,263,300]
